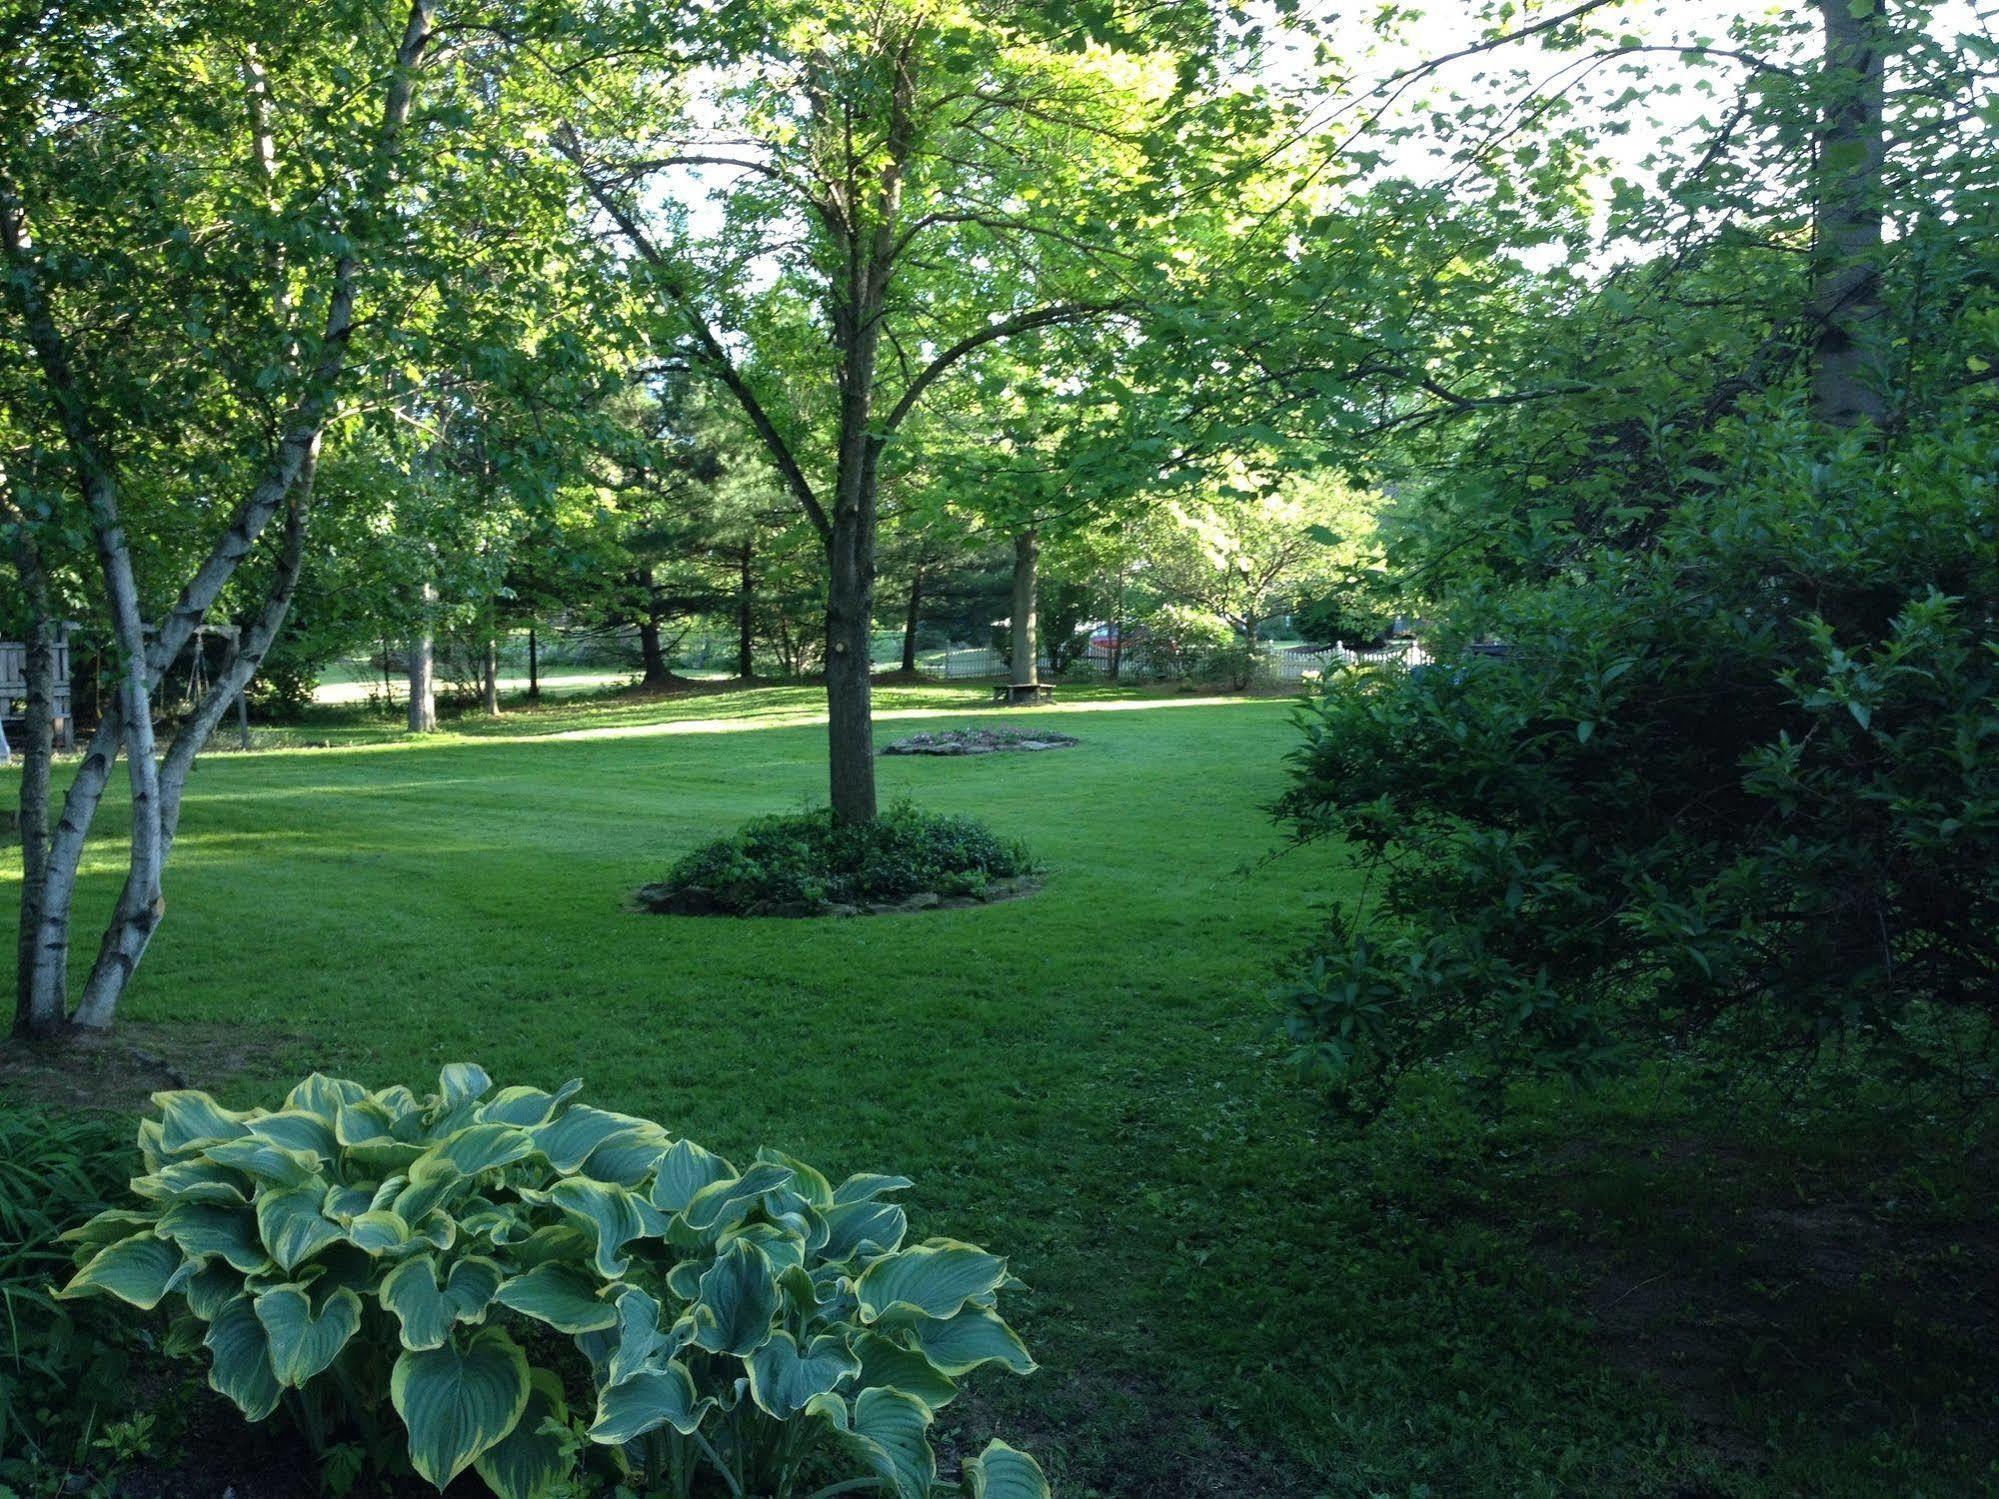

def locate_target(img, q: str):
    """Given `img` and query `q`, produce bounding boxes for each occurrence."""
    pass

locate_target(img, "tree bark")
[1811,0,1888,428]
[6,516,59,1037]
[527,626,540,700]
[736,543,756,679]
[900,562,924,674]
[1010,530,1040,694]
[825,515,878,824]
[482,635,500,714]
[408,582,437,732]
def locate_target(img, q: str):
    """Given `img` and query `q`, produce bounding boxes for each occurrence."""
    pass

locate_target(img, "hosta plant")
[58,1066,1052,1499]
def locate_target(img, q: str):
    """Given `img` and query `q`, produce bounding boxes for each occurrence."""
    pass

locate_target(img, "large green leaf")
[381,1254,506,1350]
[604,1285,685,1386]
[649,1139,732,1212]
[964,1439,1052,1499]
[437,1062,494,1109]
[540,1178,663,1279]
[255,1284,363,1387]
[833,1172,913,1205]
[257,1185,345,1272]
[423,1123,536,1178]
[746,1331,860,1418]
[244,1109,342,1162]
[59,1208,159,1251]
[153,1090,250,1154]
[690,1238,779,1356]
[204,1137,325,1188]
[157,1202,270,1274]
[348,1209,415,1255]
[474,1367,570,1499]
[853,1240,1008,1324]
[284,1073,369,1120]
[61,1233,184,1309]
[391,1326,533,1489]
[850,1331,959,1411]
[132,1158,250,1204]
[529,1106,659,1173]
[908,1306,1036,1376]
[477,1079,583,1128]
[576,1134,670,1187]
[820,1199,908,1262]
[204,1294,282,1421]
[392,1156,469,1225]
[494,1263,618,1334]
[587,1362,709,1444]
[846,1386,937,1499]
[679,1161,793,1234]
[754,1147,833,1207]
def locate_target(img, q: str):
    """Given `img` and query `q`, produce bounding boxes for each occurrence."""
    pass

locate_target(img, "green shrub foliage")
[1280,398,1999,1114]
[59,1067,1050,1498]
[657,802,1035,913]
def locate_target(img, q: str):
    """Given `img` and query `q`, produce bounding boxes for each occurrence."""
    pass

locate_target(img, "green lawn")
[4,683,1995,1496]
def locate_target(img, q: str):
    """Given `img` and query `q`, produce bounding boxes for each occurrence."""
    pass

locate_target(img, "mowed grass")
[5,683,1996,1497]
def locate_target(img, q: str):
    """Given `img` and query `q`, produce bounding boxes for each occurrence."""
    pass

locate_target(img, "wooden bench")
[0,632,76,763]
[992,681,1055,706]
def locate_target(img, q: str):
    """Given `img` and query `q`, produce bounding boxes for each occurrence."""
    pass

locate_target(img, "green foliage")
[0,1108,151,1489]
[1280,396,1999,1113]
[656,802,1037,914]
[60,1066,1050,1499]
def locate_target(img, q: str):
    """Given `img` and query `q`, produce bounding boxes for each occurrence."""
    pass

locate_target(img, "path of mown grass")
[5,683,1994,1496]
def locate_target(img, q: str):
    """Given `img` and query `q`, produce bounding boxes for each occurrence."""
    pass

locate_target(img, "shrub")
[0,1107,154,1488]
[1279,400,1999,1114]
[59,1066,1051,1499]
[650,801,1036,915]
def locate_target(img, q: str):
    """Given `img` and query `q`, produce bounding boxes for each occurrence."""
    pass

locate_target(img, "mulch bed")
[878,725,1079,756]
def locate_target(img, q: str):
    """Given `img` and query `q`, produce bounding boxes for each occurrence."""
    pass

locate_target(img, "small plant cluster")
[58,1066,1051,1499]
[641,802,1036,917]
[0,1108,157,1494]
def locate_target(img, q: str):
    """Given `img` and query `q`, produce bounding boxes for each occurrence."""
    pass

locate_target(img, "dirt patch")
[880,725,1080,756]
[0,1021,302,1110]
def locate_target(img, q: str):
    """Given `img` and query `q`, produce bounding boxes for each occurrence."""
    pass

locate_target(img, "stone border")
[878,726,1079,756]
[634,874,1041,918]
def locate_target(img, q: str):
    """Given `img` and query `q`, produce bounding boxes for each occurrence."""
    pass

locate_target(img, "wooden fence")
[0,632,76,761]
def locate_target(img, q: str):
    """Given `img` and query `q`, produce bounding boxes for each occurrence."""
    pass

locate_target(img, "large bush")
[647,802,1036,915]
[59,1066,1050,1498]
[1280,399,1999,1113]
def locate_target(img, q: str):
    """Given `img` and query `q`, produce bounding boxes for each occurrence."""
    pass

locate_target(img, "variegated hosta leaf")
[588,1361,710,1444]
[678,1161,794,1235]
[833,1172,914,1205]
[508,1224,595,1269]
[528,1106,659,1174]
[153,1090,250,1155]
[257,1185,345,1273]
[158,1202,270,1274]
[493,1263,618,1334]
[477,1079,584,1129]
[723,1220,810,1274]
[380,1253,506,1350]
[205,1294,283,1422]
[474,1366,571,1499]
[423,1123,536,1178]
[61,1232,184,1309]
[283,1073,368,1120]
[348,1209,415,1256]
[691,1239,780,1357]
[133,1159,251,1205]
[603,1286,686,1387]
[576,1133,670,1187]
[535,1178,664,1279]
[854,1240,1008,1324]
[437,1062,494,1111]
[244,1109,341,1161]
[183,1260,245,1320]
[844,1386,938,1499]
[850,1330,960,1411]
[391,1326,532,1489]
[60,1209,159,1252]
[964,1439,1053,1499]
[255,1284,363,1387]
[649,1139,732,1213]
[205,1137,324,1188]
[909,1306,1036,1377]
[754,1147,834,1207]
[820,1198,908,1262]
[745,1330,860,1419]
[393,1156,469,1225]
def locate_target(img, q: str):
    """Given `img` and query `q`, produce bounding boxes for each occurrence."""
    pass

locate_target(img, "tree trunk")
[736,543,756,679]
[7,521,59,1037]
[527,626,540,700]
[1811,0,1888,428]
[825,516,878,825]
[482,636,500,714]
[638,623,670,688]
[408,582,436,732]
[900,562,924,674]
[1010,530,1039,693]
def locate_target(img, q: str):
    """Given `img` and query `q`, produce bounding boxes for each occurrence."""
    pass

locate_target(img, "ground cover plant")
[640,802,1036,917]
[4,684,1997,1497]
[57,1062,1045,1499]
